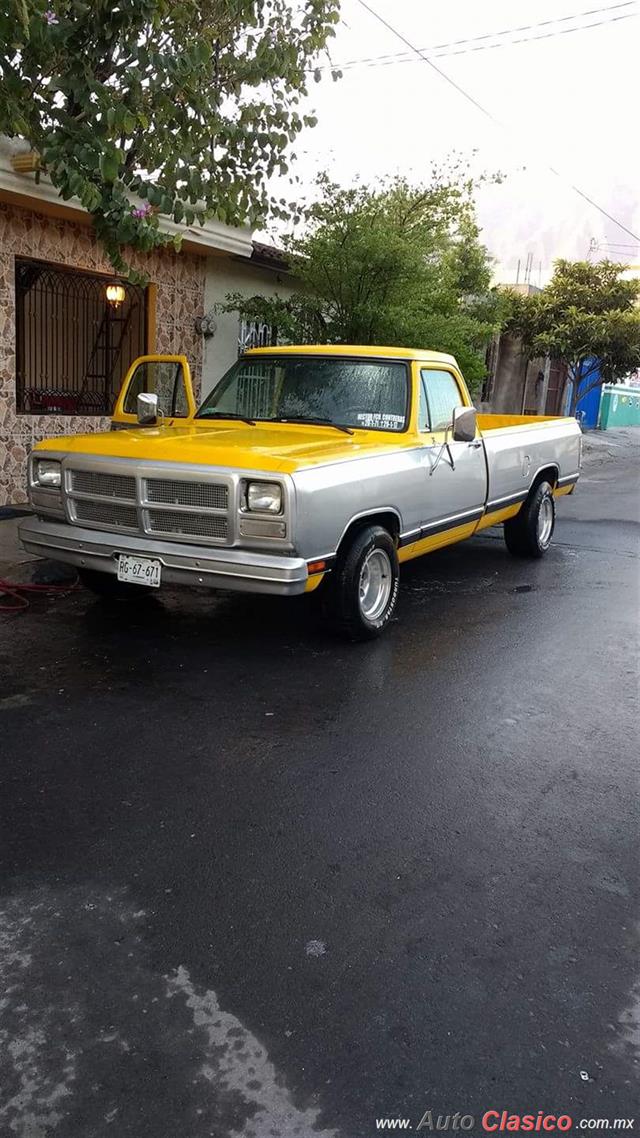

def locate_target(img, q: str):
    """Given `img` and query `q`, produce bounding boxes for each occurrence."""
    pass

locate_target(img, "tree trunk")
[570,360,584,416]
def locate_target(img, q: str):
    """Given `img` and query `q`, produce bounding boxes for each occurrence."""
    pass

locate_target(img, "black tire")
[504,480,556,559]
[78,567,155,600]
[326,524,399,641]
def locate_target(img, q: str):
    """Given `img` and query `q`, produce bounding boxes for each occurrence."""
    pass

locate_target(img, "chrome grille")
[66,464,233,543]
[146,509,228,540]
[71,469,136,500]
[145,478,227,510]
[74,499,138,530]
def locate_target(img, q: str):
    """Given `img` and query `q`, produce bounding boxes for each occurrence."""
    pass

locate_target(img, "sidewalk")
[581,425,640,467]
[0,514,38,581]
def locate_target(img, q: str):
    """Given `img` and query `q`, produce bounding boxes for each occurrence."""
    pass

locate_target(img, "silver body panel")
[291,420,581,558]
[482,420,582,509]
[20,416,581,595]
[291,437,490,558]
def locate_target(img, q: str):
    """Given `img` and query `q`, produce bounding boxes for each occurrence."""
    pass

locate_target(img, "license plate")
[117,554,162,588]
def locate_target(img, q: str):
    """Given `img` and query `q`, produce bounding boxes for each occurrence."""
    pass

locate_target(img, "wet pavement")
[0,433,638,1137]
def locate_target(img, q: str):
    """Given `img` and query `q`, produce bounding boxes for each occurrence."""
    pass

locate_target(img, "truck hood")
[34,420,409,474]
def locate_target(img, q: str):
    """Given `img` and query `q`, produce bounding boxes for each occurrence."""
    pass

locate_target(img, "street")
[0,433,638,1137]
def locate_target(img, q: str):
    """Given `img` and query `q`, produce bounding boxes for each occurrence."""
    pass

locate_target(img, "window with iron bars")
[236,318,278,417]
[15,258,147,416]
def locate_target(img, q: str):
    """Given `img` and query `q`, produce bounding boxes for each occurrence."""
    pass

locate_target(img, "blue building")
[564,357,602,428]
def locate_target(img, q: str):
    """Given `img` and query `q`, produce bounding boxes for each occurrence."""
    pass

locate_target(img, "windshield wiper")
[265,415,354,435]
[197,410,256,426]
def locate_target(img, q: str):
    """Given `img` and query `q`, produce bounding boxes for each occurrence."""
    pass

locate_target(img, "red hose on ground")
[0,575,80,612]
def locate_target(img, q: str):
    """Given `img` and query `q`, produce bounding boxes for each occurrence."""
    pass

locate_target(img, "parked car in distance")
[20,346,582,639]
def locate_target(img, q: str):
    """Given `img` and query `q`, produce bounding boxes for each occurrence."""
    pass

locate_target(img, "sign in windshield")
[197,355,409,432]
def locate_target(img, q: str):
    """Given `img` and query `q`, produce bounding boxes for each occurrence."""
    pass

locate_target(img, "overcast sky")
[267,0,640,283]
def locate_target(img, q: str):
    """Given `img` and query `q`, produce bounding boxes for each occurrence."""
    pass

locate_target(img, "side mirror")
[137,392,159,425]
[452,405,477,443]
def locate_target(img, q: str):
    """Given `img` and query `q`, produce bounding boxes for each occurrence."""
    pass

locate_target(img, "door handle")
[468,439,483,449]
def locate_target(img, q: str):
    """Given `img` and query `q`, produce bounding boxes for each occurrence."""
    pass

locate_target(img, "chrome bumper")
[19,517,309,596]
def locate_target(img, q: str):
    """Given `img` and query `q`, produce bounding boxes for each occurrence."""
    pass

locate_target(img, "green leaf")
[99,152,119,183]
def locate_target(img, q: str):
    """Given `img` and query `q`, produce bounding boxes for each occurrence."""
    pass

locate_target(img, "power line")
[593,243,640,255]
[324,2,636,71]
[355,0,640,244]
[320,13,637,72]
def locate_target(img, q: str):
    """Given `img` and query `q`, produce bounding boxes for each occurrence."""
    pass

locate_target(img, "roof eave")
[0,152,254,260]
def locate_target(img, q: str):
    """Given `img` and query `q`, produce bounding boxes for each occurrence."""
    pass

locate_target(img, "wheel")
[326,524,399,640]
[78,567,155,599]
[504,480,556,558]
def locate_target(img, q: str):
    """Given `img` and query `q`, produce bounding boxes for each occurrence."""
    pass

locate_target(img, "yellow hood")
[35,421,410,474]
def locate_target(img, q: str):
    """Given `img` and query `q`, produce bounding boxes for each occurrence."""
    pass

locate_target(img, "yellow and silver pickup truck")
[20,345,581,639]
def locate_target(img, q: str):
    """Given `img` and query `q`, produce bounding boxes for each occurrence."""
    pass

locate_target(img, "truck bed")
[477,413,582,514]
[477,413,572,432]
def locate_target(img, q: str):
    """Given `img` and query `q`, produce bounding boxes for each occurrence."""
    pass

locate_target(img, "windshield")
[196,355,409,432]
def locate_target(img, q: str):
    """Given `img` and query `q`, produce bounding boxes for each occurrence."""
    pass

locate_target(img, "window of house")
[238,318,277,355]
[15,258,147,416]
[420,368,464,431]
[235,319,279,417]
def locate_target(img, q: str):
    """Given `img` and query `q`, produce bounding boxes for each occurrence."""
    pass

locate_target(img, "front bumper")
[19,516,309,596]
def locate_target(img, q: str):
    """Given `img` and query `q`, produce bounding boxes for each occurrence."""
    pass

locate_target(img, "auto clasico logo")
[376,1109,634,1131]
[413,1111,573,1131]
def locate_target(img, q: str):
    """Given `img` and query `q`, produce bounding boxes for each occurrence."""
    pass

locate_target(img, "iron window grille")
[15,257,147,416]
[238,317,277,355]
[236,318,279,417]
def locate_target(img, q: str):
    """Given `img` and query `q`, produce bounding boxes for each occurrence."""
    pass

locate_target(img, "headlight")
[246,481,282,514]
[34,459,62,488]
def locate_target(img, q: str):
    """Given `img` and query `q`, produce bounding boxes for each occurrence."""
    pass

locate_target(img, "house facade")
[0,137,292,505]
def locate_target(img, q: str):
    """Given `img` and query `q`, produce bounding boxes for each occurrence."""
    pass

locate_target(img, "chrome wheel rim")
[537,496,554,547]
[359,548,392,621]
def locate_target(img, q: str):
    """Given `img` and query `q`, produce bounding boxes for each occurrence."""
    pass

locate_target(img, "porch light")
[106,282,126,307]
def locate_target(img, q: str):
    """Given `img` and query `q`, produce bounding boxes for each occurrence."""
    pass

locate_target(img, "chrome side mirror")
[452,405,477,443]
[137,392,158,425]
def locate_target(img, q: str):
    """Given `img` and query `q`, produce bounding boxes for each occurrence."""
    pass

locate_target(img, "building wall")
[0,200,205,504]
[487,334,533,413]
[202,257,294,397]
[481,332,566,417]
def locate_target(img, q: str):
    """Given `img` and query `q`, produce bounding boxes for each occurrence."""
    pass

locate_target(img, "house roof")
[250,240,290,271]
[0,135,254,260]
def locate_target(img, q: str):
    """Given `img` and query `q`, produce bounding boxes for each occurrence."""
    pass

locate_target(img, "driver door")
[416,366,487,547]
[111,355,197,428]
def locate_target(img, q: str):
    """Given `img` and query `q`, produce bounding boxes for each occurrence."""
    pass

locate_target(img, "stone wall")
[0,201,205,504]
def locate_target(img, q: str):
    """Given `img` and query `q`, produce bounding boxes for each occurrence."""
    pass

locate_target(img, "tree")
[225,169,504,392]
[0,0,340,276]
[506,260,640,415]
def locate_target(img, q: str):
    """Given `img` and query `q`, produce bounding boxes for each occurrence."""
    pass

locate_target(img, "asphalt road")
[1,433,638,1138]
